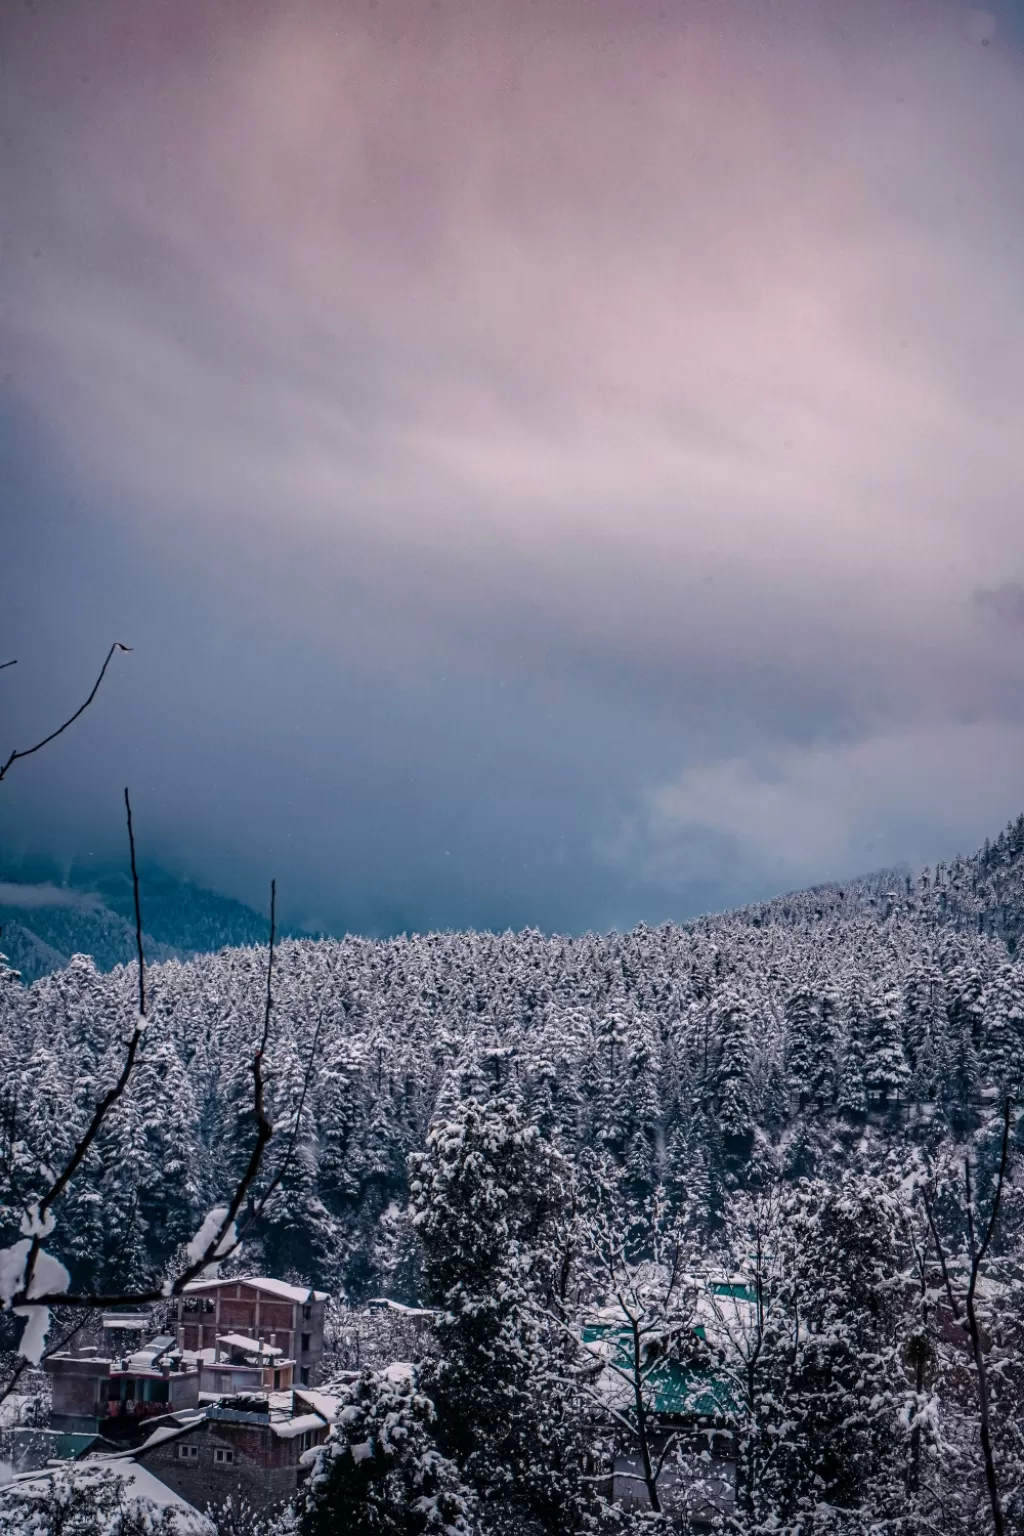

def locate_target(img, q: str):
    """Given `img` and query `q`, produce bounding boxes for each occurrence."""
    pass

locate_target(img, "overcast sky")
[3,0,1024,936]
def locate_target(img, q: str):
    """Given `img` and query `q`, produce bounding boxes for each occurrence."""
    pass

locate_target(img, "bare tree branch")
[236,1007,324,1242]
[0,1309,93,1406]
[14,788,150,1309]
[0,643,132,782]
[963,1099,1012,1536]
[124,787,146,1017]
[918,1099,1014,1536]
[17,880,282,1310]
[921,1182,960,1321]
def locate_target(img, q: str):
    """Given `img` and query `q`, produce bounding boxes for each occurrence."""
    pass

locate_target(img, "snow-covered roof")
[217,1333,282,1356]
[365,1297,435,1317]
[135,1415,204,1453]
[271,1413,327,1440]
[182,1276,328,1303]
[9,1457,212,1534]
[295,1389,343,1422]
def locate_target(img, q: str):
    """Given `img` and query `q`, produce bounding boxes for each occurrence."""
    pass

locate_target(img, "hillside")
[2,811,1023,1295]
[4,815,1024,1533]
[0,861,278,983]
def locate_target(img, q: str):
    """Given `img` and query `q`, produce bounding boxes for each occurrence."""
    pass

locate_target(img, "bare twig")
[261,879,276,1054]
[19,881,282,1309]
[124,788,146,1017]
[0,1309,93,1405]
[919,1100,1013,1536]
[964,1099,1012,1536]
[237,1009,324,1241]
[0,660,16,672]
[921,1183,960,1321]
[0,643,131,782]
[12,790,149,1308]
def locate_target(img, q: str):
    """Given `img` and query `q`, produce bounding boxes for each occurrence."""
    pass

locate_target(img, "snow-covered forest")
[4,815,1024,1533]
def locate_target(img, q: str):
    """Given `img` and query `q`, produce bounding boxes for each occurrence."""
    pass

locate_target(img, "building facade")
[131,1393,334,1511]
[175,1278,328,1386]
[45,1344,200,1438]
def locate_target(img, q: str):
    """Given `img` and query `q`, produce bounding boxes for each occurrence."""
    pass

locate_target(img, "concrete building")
[174,1277,328,1386]
[45,1338,200,1439]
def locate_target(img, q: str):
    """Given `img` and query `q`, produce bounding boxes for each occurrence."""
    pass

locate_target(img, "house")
[128,1389,339,1512]
[174,1277,328,1386]
[581,1278,747,1530]
[44,1337,200,1439]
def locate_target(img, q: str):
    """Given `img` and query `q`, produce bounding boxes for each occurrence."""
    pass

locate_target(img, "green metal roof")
[707,1280,757,1302]
[580,1323,738,1418]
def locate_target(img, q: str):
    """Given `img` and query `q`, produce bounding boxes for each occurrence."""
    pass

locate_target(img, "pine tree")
[299,1367,477,1536]
[409,1085,596,1534]
[713,995,755,1144]
[759,1176,912,1531]
[981,964,1024,1097]
[784,982,821,1110]
[862,987,910,1106]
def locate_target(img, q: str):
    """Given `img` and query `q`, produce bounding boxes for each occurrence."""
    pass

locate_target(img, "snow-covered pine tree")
[758,1176,913,1532]
[408,1081,596,1535]
[298,1366,477,1536]
[862,986,910,1109]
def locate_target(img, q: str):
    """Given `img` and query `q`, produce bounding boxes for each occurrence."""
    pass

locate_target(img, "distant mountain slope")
[721,814,1024,951]
[87,865,273,953]
[0,862,276,982]
[0,900,181,982]
[4,812,1024,984]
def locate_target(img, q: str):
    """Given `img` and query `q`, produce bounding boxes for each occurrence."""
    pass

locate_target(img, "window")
[301,1333,311,1353]
[214,1448,235,1465]
[176,1444,199,1461]
[302,1306,311,1320]
[299,1367,310,1386]
[181,1297,214,1315]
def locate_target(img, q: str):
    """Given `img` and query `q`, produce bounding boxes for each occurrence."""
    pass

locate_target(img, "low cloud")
[0,883,98,911]
[974,583,1024,629]
[2,0,1024,931]
[642,720,1024,897]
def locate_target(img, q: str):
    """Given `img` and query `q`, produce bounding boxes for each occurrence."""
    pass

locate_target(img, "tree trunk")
[631,1320,661,1513]
[965,1288,1005,1536]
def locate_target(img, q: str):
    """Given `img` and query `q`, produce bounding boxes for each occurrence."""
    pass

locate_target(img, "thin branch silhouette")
[920,1097,1013,1536]
[124,786,146,1017]
[238,1008,325,1241]
[14,790,150,1310]
[0,642,131,782]
[10,880,285,1314]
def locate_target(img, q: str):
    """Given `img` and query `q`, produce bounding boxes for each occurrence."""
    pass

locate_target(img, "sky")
[2,0,1024,937]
